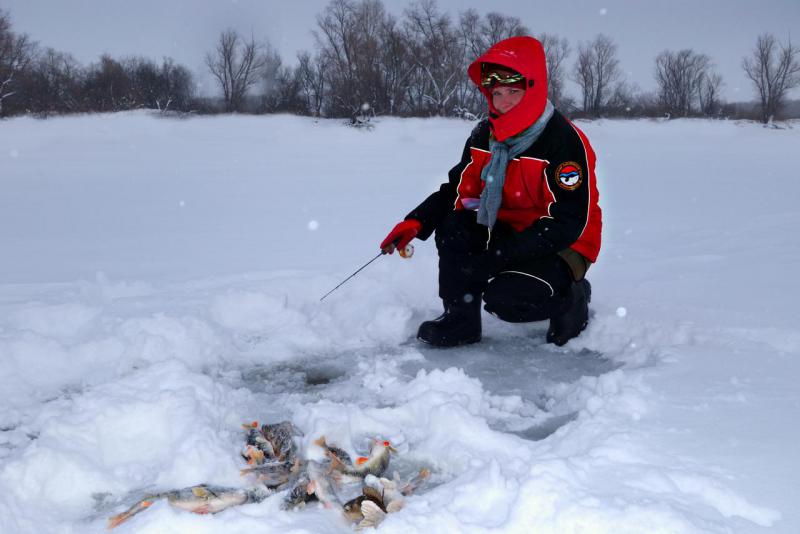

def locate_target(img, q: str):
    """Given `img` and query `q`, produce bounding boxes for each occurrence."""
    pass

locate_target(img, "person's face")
[491,85,525,115]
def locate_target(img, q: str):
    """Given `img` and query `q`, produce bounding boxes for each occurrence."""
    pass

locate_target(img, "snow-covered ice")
[1,112,798,533]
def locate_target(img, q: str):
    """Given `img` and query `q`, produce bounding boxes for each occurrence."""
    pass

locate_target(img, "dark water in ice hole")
[237,333,619,442]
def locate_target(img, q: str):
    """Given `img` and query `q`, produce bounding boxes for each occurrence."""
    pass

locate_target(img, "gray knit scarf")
[478,99,555,228]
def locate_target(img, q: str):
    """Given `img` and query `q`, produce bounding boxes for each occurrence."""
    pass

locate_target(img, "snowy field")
[1,112,798,533]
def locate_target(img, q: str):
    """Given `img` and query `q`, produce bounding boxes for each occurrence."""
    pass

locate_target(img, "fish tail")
[107,498,155,529]
[107,512,130,530]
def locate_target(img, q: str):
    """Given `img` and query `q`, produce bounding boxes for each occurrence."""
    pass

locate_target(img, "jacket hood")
[467,36,548,142]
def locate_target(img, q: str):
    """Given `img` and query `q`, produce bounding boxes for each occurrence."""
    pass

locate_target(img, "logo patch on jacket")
[555,161,583,190]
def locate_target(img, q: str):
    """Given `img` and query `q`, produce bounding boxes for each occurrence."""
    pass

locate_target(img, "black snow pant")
[435,210,574,322]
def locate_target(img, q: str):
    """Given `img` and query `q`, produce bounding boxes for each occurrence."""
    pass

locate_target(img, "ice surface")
[1,112,798,533]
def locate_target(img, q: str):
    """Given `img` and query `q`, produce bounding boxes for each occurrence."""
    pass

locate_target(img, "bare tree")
[297,51,326,116]
[82,55,134,111]
[205,29,268,112]
[573,43,595,115]
[742,33,800,123]
[157,58,194,112]
[314,0,392,118]
[404,0,463,116]
[264,65,305,113]
[457,9,527,58]
[458,8,485,60]
[260,42,284,110]
[378,12,415,115]
[573,34,621,117]
[698,70,723,117]
[654,49,713,117]
[0,9,36,116]
[482,12,528,47]
[261,45,307,114]
[538,33,571,110]
[591,34,621,116]
[605,80,639,116]
[26,48,82,115]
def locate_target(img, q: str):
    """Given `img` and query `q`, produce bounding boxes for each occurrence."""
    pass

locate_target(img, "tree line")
[2,0,799,123]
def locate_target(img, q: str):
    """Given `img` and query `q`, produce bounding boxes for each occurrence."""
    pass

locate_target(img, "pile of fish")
[107,420,429,530]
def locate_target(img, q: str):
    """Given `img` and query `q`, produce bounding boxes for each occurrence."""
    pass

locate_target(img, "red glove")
[380,219,422,253]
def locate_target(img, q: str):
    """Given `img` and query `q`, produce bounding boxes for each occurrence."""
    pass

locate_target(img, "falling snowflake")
[308,220,319,231]
[616,307,627,318]
[599,8,608,15]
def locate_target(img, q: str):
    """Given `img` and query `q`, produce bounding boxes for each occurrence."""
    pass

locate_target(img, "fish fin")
[361,486,384,508]
[192,504,211,515]
[402,467,431,495]
[313,435,327,448]
[358,501,386,529]
[242,421,258,429]
[356,456,369,465]
[243,445,263,465]
[386,499,404,513]
[191,486,209,498]
[306,480,317,495]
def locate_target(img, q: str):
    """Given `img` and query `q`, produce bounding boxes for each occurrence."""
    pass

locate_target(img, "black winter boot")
[417,301,482,347]
[546,279,591,346]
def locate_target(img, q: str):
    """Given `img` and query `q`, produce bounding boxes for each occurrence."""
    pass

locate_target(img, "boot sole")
[416,334,482,348]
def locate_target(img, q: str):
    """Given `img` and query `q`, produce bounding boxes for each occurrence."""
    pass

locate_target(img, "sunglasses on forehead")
[480,71,524,87]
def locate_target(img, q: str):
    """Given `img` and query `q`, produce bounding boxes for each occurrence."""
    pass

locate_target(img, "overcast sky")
[4,0,799,101]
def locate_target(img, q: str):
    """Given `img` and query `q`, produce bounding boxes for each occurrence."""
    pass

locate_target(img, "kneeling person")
[381,36,602,347]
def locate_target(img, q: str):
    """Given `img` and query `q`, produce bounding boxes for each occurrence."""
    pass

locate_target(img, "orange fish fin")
[107,513,128,530]
[356,456,369,465]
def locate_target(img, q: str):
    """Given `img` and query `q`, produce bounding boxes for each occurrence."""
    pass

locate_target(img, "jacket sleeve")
[404,127,481,241]
[503,122,594,258]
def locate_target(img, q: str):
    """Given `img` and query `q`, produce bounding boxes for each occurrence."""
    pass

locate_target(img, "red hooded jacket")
[407,36,602,264]
[467,36,549,142]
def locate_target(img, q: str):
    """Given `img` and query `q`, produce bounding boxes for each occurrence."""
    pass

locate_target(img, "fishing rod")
[319,242,414,302]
